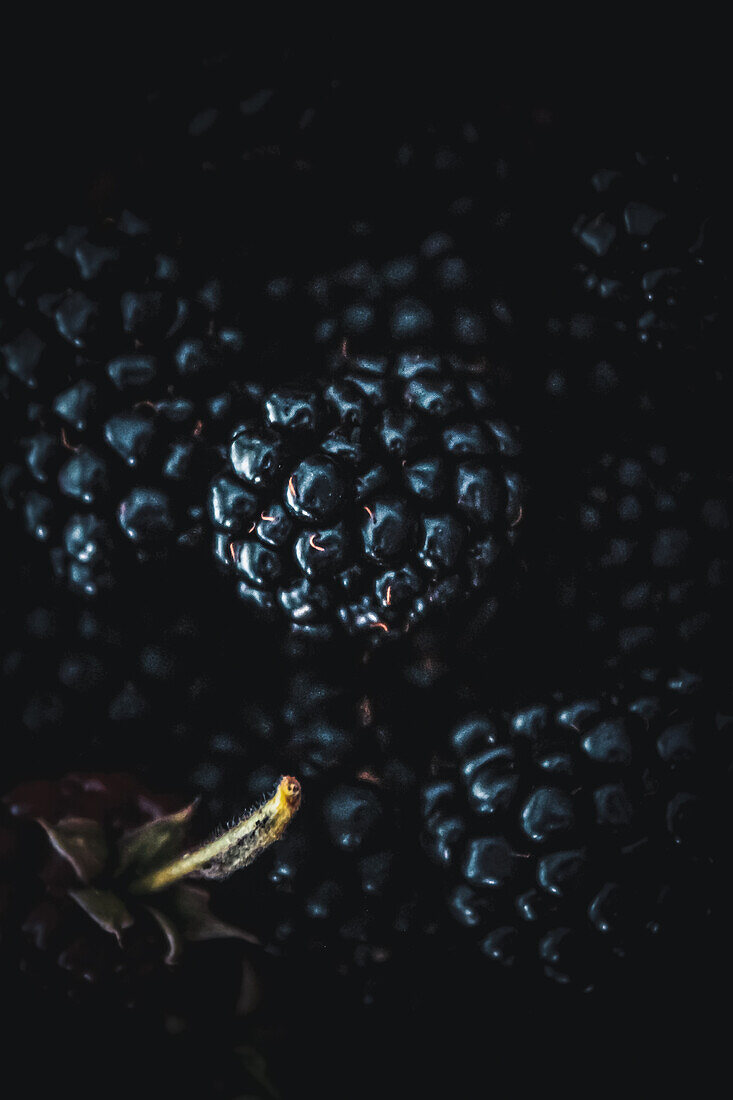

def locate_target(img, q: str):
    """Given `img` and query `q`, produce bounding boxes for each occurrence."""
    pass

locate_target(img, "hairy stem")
[130,776,301,894]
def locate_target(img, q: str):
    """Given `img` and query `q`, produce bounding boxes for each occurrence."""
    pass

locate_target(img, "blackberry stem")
[130,776,302,893]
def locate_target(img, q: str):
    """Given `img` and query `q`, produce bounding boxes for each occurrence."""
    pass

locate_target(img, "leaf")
[116,801,197,878]
[168,884,259,946]
[146,905,184,965]
[36,817,108,883]
[69,887,135,943]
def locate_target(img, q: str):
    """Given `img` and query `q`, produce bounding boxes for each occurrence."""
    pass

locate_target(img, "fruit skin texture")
[421,671,729,989]
[572,153,723,355]
[187,659,442,1004]
[0,772,257,1017]
[548,440,731,672]
[209,350,523,642]
[0,210,245,598]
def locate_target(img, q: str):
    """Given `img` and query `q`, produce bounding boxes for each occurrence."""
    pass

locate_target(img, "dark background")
[0,19,729,1098]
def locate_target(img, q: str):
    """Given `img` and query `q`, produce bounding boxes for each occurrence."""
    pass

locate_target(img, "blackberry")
[270,216,518,367]
[188,662,440,1005]
[514,144,728,437]
[2,548,437,1002]
[572,154,724,356]
[548,439,732,670]
[253,129,526,383]
[231,760,427,1001]
[207,350,523,641]
[0,530,285,786]
[422,671,730,989]
[0,210,247,597]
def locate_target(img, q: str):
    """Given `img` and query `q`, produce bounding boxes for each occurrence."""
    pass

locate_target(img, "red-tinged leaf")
[68,887,134,943]
[146,905,184,965]
[4,779,59,820]
[36,817,108,883]
[116,801,197,878]
[169,884,259,946]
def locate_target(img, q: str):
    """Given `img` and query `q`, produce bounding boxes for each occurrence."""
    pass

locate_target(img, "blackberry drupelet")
[208,350,523,641]
[0,210,247,597]
[422,670,730,989]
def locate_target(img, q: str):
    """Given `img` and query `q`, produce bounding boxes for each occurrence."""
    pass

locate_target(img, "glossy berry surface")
[181,655,445,1007]
[1,38,731,1097]
[0,211,247,597]
[209,352,523,641]
[422,671,730,988]
[572,154,723,355]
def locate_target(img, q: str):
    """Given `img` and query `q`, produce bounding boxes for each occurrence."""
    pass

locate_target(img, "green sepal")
[36,817,108,883]
[116,801,197,879]
[168,883,259,947]
[69,887,135,943]
[146,905,184,965]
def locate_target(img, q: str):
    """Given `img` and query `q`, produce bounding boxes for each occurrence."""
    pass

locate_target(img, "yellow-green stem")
[130,776,301,894]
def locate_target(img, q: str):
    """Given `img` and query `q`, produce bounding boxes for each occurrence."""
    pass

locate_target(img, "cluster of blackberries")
[1,63,730,1082]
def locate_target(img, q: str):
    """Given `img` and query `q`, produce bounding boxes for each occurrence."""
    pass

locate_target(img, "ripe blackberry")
[270,218,517,368]
[133,53,525,341]
[0,210,246,597]
[188,662,441,1004]
[230,760,428,1001]
[207,350,523,641]
[515,145,728,435]
[0,530,286,787]
[422,671,730,989]
[255,133,524,381]
[2,543,439,1003]
[548,439,732,670]
[572,153,724,357]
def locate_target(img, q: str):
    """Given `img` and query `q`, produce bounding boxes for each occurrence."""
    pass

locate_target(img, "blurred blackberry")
[572,154,724,356]
[0,539,284,788]
[280,219,517,367]
[1,593,196,781]
[513,145,729,439]
[422,670,731,989]
[133,48,333,263]
[548,439,732,671]
[189,663,441,1005]
[134,53,525,319]
[540,304,655,422]
[146,48,321,176]
[207,350,523,643]
[257,141,524,380]
[0,210,251,597]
